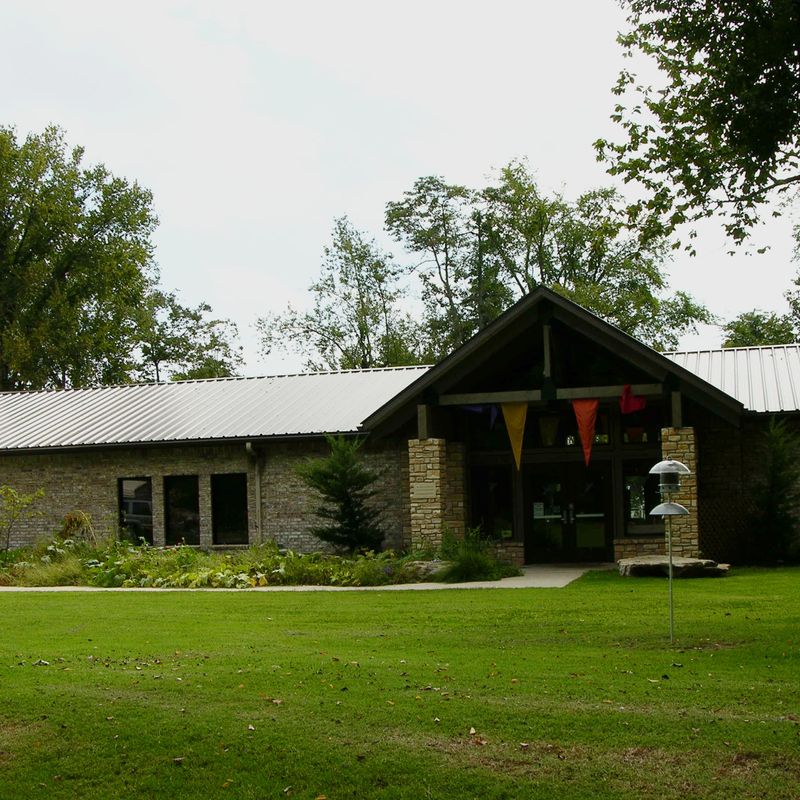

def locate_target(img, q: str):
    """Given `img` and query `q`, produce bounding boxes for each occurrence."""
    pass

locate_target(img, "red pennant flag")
[619,384,647,414]
[572,399,599,466]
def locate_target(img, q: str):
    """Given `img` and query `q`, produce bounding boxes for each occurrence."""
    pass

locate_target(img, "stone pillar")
[408,438,448,550]
[661,427,699,557]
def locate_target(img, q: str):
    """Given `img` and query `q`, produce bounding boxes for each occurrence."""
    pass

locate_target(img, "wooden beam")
[543,323,552,378]
[417,404,432,439]
[438,384,662,407]
[556,383,662,400]
[671,390,683,427]
[439,390,543,406]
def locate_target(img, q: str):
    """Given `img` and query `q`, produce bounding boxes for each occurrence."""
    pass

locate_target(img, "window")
[624,462,664,536]
[211,473,249,545]
[118,478,153,544]
[470,465,514,540]
[164,475,200,546]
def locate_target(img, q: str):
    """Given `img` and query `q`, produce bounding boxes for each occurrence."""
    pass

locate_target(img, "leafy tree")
[0,485,44,551]
[136,290,243,382]
[722,310,796,347]
[258,217,424,370]
[387,162,711,353]
[296,435,384,553]
[0,125,242,389]
[386,177,512,357]
[0,125,156,389]
[595,0,800,248]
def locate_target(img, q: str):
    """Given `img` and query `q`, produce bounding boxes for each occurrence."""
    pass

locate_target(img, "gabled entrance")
[363,286,744,565]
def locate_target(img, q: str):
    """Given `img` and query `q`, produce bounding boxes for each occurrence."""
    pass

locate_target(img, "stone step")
[618,555,730,578]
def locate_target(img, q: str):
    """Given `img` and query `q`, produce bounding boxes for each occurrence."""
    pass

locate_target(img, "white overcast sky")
[2,0,797,374]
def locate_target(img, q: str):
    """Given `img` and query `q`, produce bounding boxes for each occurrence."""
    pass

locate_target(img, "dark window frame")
[211,473,249,546]
[164,474,201,546]
[118,477,154,545]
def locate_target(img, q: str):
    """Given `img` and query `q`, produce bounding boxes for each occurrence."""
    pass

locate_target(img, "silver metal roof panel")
[0,367,431,451]
[664,345,800,413]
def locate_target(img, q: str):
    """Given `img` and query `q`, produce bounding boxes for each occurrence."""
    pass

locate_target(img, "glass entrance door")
[524,463,611,562]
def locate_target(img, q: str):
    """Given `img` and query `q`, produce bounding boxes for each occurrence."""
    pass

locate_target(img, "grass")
[0,568,798,799]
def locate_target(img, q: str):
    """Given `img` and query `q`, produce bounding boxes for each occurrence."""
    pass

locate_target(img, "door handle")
[568,503,575,524]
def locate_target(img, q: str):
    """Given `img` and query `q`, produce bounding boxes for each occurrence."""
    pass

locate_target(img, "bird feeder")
[649,459,691,495]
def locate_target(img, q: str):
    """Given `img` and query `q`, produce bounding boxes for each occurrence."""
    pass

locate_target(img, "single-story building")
[0,287,795,563]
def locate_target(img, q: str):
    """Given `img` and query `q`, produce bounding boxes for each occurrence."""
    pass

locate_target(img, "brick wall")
[694,412,745,561]
[444,443,466,539]
[495,541,525,566]
[0,437,409,552]
[614,537,665,560]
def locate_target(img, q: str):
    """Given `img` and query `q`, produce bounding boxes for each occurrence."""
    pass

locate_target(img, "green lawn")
[1,569,798,800]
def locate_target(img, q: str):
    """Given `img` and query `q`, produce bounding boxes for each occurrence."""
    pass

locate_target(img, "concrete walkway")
[0,564,614,593]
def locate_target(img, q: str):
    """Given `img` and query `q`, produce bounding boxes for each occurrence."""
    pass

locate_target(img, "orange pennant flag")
[501,402,528,471]
[572,399,599,466]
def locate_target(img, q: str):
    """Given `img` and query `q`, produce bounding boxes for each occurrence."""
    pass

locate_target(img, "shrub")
[0,486,44,551]
[59,510,99,545]
[15,554,85,586]
[296,435,384,553]
[433,528,521,583]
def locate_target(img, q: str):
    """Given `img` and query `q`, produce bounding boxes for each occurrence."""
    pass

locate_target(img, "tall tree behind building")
[0,125,241,389]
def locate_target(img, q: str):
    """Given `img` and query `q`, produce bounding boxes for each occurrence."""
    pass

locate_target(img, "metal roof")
[664,345,800,413]
[0,367,431,451]
[2,340,796,453]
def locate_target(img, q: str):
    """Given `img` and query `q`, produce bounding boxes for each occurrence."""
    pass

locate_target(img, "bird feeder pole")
[649,459,691,645]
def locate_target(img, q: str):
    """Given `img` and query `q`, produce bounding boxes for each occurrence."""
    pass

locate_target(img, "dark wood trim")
[671,390,683,427]
[417,404,432,439]
[439,383,662,407]
[556,383,663,400]
[440,390,543,406]
[543,323,552,378]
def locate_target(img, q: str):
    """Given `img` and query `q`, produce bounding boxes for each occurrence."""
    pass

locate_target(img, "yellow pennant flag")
[501,402,528,471]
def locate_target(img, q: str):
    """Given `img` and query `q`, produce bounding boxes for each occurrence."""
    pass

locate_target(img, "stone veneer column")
[408,438,448,550]
[661,427,699,557]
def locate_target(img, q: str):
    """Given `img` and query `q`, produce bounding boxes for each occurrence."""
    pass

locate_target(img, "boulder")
[618,555,730,578]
